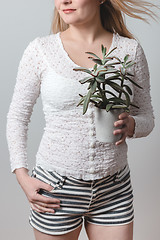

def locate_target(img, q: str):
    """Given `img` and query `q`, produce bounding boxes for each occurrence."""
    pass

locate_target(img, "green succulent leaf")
[107,81,124,92]
[104,74,121,81]
[95,70,108,76]
[93,64,97,71]
[107,97,126,104]
[124,93,130,107]
[95,65,108,75]
[91,59,103,65]
[112,105,128,109]
[106,47,117,57]
[97,65,108,70]
[101,44,106,56]
[104,69,119,74]
[76,95,85,107]
[112,56,123,64]
[83,90,92,114]
[124,54,130,62]
[79,76,94,84]
[77,101,83,107]
[103,58,114,65]
[107,81,131,106]
[130,102,139,109]
[105,62,120,67]
[125,62,136,68]
[125,76,143,89]
[125,108,130,113]
[90,80,97,93]
[90,94,101,99]
[120,67,126,75]
[95,76,106,83]
[73,67,93,75]
[124,85,133,95]
[104,90,117,98]
[106,103,114,112]
[126,72,134,77]
[101,44,104,54]
[85,51,101,60]
[126,60,132,65]
[87,82,92,90]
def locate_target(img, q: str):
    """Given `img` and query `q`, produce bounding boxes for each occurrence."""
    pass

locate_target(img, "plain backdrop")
[1,1,160,239]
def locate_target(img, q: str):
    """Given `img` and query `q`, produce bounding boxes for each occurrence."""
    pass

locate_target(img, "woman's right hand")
[15,168,61,213]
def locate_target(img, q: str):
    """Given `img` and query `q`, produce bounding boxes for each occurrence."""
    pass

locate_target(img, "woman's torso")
[33,32,138,180]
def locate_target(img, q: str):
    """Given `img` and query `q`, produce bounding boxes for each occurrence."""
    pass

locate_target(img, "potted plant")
[73,45,142,143]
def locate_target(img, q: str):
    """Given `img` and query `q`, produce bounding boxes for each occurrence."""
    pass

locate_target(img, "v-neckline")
[57,31,116,70]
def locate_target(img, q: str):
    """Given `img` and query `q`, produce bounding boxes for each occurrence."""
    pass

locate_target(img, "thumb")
[37,180,54,192]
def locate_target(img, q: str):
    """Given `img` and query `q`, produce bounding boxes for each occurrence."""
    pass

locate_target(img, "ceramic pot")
[94,107,123,143]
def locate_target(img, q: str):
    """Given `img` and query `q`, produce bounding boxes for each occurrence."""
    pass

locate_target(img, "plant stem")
[102,83,105,91]
[97,82,108,107]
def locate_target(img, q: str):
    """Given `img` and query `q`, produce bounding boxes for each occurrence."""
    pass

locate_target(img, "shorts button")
[90,127,95,133]
[89,167,95,174]
[90,152,96,158]
[89,130,95,136]
[90,142,96,148]
[89,118,94,124]
[89,156,94,161]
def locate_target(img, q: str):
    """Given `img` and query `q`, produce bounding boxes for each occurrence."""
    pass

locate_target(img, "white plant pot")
[94,108,123,143]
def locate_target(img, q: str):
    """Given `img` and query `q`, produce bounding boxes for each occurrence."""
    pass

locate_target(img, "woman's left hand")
[113,112,135,146]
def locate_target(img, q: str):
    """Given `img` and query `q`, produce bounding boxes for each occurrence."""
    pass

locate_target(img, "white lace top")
[6,32,155,180]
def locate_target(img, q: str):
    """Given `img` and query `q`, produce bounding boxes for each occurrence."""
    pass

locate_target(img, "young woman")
[6,0,157,239]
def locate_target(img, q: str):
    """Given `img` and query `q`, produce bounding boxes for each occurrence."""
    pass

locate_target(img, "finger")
[35,201,60,209]
[114,118,128,127]
[113,126,128,135]
[34,203,55,213]
[33,192,61,204]
[115,133,127,146]
[30,203,44,213]
[35,179,54,192]
[118,112,129,120]
[31,203,55,213]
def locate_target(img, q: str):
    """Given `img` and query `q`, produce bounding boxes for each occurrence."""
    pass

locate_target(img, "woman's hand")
[15,168,60,213]
[113,112,135,146]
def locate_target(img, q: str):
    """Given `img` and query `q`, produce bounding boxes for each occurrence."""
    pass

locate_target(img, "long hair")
[50,0,159,39]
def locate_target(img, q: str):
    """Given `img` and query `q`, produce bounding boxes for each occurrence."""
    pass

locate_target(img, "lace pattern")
[6,32,155,180]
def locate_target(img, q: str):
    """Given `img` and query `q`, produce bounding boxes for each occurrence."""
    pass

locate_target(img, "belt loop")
[31,167,36,177]
[56,175,66,189]
[113,172,118,182]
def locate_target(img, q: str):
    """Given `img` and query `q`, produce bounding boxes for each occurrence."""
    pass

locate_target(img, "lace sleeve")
[130,42,155,138]
[6,38,43,173]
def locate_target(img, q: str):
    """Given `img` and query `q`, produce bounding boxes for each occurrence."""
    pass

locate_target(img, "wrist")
[15,167,29,184]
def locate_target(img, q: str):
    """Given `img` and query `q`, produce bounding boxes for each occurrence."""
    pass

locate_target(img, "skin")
[15,0,135,239]
[15,168,61,214]
[114,112,135,146]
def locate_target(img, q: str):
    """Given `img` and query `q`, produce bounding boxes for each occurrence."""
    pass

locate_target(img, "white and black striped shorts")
[29,164,134,235]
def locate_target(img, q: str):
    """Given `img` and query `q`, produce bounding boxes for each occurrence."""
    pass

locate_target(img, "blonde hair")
[50,0,159,39]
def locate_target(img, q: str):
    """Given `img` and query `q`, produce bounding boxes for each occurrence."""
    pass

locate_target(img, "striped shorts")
[29,164,134,235]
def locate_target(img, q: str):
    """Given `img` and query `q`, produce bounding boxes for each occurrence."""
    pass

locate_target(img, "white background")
[1,1,160,239]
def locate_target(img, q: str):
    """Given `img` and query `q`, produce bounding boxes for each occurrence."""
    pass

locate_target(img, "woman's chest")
[40,69,88,110]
